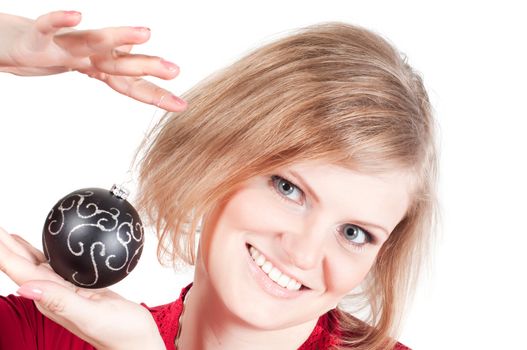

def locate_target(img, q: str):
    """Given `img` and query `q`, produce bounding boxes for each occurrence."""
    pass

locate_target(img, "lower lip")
[245,245,305,299]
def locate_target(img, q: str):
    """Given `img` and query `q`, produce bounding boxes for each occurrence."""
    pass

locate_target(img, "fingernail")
[63,11,81,16]
[132,26,151,32]
[171,94,187,108]
[17,285,43,301]
[161,59,179,73]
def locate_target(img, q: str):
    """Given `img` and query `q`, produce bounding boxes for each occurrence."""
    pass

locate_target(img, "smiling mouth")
[246,244,307,291]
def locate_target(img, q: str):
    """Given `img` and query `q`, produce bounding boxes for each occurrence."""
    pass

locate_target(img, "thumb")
[17,280,92,320]
[17,280,106,347]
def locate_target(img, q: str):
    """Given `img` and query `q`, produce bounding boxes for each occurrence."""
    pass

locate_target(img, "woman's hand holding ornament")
[0,10,170,349]
[0,10,186,111]
[0,227,165,350]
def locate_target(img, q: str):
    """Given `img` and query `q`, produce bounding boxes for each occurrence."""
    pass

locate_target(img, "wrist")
[96,327,166,350]
[0,13,32,68]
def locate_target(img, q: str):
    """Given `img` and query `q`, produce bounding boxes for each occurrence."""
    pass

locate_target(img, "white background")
[1,1,526,349]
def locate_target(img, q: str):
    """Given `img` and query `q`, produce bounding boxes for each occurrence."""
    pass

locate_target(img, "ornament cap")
[110,184,130,200]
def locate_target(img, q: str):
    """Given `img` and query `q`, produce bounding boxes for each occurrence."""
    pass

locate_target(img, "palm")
[0,227,162,349]
[7,15,77,74]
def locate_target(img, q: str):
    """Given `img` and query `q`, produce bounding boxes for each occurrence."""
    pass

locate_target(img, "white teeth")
[250,246,258,259]
[248,245,302,291]
[261,261,273,274]
[268,267,281,282]
[255,255,266,266]
[277,274,290,288]
[286,279,298,290]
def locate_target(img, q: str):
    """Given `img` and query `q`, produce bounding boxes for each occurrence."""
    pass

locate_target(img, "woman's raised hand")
[0,10,186,111]
[0,227,165,350]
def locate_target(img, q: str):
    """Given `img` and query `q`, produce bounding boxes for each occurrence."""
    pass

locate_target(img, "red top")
[0,284,409,349]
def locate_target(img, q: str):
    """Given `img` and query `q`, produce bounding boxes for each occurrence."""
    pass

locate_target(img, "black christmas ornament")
[42,185,144,289]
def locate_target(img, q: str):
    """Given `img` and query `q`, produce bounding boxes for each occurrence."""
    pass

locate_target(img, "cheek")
[200,186,286,266]
[325,249,379,296]
[220,187,289,234]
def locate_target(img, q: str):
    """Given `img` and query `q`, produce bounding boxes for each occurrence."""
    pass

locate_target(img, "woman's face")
[198,161,411,330]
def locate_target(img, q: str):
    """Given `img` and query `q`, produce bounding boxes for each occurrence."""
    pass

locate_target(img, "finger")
[101,75,187,112]
[26,11,82,54]
[54,26,151,57]
[0,228,41,264]
[18,280,128,350]
[35,10,82,36]
[90,52,180,80]
[0,248,61,286]
[0,235,38,284]
[17,281,97,345]
[116,44,134,54]
[17,280,82,316]
[11,234,48,263]
[19,281,164,350]
[0,231,66,286]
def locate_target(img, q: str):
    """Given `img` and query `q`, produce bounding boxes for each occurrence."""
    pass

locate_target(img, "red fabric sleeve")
[0,294,95,350]
[395,343,411,350]
[1,288,411,350]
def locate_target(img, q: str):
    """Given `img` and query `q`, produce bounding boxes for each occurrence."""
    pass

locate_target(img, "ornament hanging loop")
[111,184,130,200]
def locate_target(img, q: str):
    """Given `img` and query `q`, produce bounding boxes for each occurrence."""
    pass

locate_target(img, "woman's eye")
[341,224,371,246]
[271,175,304,204]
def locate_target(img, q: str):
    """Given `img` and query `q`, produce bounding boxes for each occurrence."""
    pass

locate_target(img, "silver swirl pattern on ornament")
[43,188,144,288]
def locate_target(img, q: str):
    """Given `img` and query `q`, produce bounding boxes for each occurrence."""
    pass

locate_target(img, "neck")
[177,276,318,350]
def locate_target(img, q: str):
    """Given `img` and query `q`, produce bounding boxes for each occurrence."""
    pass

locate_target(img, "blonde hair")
[137,22,437,350]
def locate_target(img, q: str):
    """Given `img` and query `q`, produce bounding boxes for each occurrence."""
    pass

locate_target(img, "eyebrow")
[287,170,390,238]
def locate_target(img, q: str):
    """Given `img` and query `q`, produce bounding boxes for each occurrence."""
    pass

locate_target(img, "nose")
[280,219,327,271]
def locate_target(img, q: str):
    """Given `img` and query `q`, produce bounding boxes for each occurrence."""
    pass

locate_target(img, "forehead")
[284,162,412,234]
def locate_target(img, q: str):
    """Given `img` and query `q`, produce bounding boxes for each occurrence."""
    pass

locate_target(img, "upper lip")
[247,243,311,290]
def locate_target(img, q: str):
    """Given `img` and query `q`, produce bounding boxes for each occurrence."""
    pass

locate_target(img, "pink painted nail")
[161,60,179,73]
[17,285,43,301]
[132,26,151,32]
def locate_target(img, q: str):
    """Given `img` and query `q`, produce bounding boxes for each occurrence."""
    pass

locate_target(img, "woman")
[0,10,437,350]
